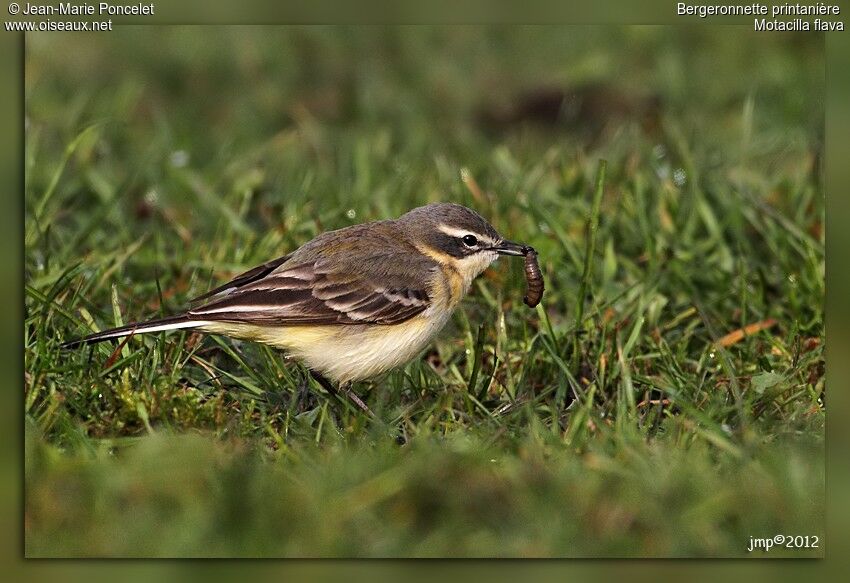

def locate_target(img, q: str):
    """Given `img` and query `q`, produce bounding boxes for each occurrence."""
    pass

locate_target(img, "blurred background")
[24,26,824,557]
[25,26,822,228]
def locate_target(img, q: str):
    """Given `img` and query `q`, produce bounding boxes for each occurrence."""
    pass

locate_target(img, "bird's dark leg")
[308,373,407,443]
[294,370,317,413]
[308,369,340,398]
[339,382,374,417]
[308,370,374,417]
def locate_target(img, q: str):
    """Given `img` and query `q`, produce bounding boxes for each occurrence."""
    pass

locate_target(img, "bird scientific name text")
[676,2,844,31]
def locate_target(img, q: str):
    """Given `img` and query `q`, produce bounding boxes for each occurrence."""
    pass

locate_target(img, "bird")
[63,202,532,414]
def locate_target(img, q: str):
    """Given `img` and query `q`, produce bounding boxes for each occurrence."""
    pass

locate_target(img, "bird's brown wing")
[187,255,433,326]
[189,254,292,306]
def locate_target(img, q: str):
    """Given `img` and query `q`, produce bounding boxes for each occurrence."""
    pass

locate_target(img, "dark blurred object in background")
[477,83,662,140]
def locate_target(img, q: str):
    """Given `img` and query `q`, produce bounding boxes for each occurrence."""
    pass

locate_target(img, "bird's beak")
[494,240,527,256]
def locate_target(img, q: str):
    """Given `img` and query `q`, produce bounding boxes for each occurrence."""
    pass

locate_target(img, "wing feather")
[187,222,436,326]
[188,260,431,326]
[189,254,292,305]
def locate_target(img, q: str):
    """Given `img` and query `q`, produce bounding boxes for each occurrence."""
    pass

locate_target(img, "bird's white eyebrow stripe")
[437,224,496,245]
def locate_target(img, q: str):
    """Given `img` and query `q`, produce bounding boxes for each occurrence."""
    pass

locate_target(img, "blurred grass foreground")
[24,26,824,557]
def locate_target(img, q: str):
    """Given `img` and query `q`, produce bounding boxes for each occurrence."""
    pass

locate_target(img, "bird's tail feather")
[61,314,204,349]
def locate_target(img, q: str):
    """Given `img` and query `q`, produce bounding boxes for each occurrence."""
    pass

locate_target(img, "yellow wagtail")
[63,203,539,413]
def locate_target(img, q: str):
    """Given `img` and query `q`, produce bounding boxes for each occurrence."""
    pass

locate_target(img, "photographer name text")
[18,3,154,16]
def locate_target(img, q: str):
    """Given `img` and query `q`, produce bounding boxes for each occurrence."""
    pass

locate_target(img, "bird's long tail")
[61,314,206,349]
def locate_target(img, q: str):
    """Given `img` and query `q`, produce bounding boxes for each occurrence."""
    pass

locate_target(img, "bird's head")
[397,203,526,280]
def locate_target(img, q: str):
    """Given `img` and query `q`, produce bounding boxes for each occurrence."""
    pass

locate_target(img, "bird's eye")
[461,234,478,247]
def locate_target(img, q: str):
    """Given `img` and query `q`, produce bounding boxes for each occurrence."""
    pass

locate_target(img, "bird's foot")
[308,371,375,418]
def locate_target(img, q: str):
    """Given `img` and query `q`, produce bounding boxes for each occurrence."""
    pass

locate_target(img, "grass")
[24,26,824,557]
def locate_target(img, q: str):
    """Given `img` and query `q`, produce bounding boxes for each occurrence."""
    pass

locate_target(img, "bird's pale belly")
[201,310,451,383]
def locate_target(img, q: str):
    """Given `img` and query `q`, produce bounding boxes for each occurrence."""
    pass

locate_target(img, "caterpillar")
[521,246,544,308]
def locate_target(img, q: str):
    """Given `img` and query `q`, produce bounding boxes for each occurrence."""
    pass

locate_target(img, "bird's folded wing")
[187,259,431,326]
[189,254,292,305]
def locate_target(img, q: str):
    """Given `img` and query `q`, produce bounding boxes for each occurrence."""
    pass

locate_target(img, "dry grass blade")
[715,318,778,348]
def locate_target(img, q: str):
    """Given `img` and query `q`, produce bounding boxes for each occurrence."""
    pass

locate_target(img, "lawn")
[24,26,825,557]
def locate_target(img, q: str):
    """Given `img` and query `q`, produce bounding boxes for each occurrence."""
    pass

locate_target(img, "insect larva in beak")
[521,246,544,308]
